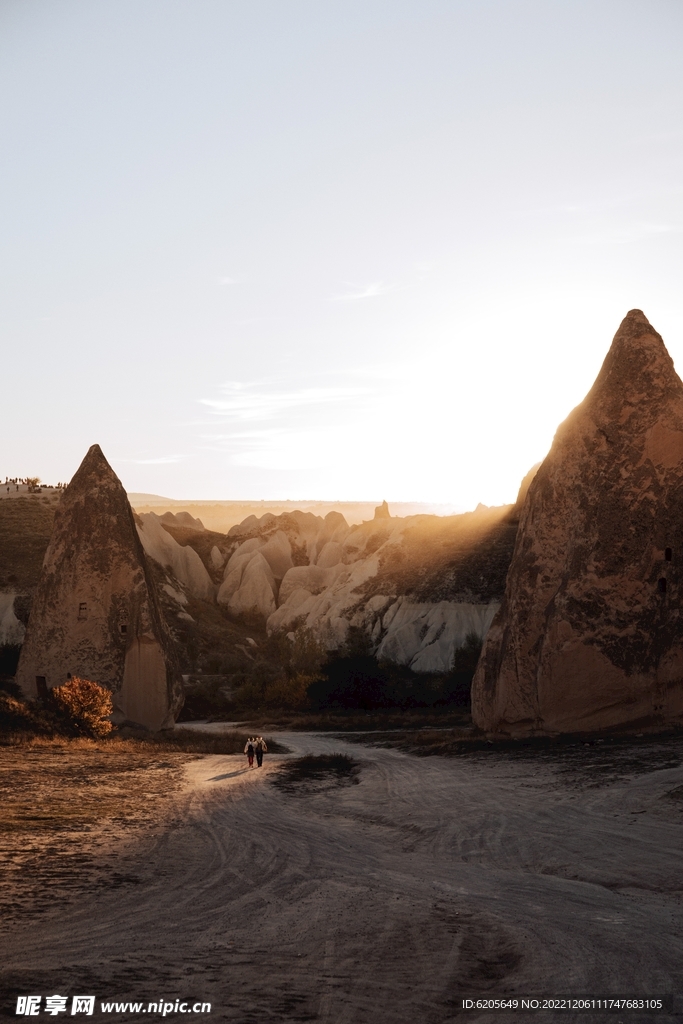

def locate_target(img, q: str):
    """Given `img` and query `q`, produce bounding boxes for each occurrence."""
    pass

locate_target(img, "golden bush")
[51,677,113,737]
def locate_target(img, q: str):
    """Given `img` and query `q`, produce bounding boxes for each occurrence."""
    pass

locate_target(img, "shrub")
[309,654,391,710]
[307,629,484,712]
[0,691,43,732]
[231,628,328,713]
[288,626,327,675]
[438,632,484,708]
[50,677,113,737]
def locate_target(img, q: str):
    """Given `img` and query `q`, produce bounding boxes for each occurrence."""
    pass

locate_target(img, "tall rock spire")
[472,311,683,735]
[16,444,183,730]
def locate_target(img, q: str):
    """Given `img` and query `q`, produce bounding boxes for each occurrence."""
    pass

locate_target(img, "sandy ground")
[0,748,193,921]
[1,733,683,1023]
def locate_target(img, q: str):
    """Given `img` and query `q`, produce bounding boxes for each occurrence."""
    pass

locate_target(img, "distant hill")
[128,496,466,534]
[0,495,59,592]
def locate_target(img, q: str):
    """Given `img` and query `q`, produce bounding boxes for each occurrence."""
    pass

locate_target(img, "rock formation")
[159,510,206,531]
[16,445,183,730]
[136,512,215,601]
[472,310,683,735]
[374,500,391,520]
[218,502,515,670]
[6,459,525,681]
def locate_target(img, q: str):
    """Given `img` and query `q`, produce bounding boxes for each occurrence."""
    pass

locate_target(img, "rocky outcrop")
[374,501,391,520]
[376,599,500,673]
[159,510,205,532]
[218,551,277,620]
[472,310,683,736]
[16,445,183,730]
[136,513,215,602]
[213,501,518,671]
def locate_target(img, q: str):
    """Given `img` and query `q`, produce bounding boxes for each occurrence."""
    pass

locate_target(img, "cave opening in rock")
[665,547,672,561]
[658,578,667,593]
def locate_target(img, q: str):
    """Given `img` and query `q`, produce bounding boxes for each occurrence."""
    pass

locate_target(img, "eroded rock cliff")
[216,504,517,672]
[16,445,183,730]
[472,310,683,735]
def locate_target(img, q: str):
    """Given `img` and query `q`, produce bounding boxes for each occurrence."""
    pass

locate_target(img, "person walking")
[244,737,255,768]
[254,736,267,768]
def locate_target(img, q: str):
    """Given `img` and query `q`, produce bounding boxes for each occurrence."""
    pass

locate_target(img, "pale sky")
[3,0,683,507]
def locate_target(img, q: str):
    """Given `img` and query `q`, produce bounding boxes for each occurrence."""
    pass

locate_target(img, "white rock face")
[210,545,224,569]
[259,531,293,579]
[0,593,24,646]
[162,583,189,606]
[278,563,345,605]
[218,553,253,605]
[224,538,262,576]
[317,541,343,568]
[268,556,381,646]
[375,599,500,673]
[136,513,215,602]
[225,552,276,619]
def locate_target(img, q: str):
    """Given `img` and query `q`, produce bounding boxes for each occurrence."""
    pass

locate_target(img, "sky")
[2,0,683,507]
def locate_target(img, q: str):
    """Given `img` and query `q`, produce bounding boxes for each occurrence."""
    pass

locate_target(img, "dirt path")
[1,734,683,1023]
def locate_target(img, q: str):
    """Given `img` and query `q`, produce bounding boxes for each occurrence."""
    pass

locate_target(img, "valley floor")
[1,732,683,1023]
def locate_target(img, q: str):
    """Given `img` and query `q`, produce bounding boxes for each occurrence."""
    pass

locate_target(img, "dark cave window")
[35,676,47,700]
[665,547,672,561]
[658,578,667,594]
[77,602,87,619]
[120,624,128,635]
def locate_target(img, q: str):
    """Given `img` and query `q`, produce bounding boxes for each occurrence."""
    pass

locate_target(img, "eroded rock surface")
[16,445,183,730]
[218,504,517,670]
[472,310,683,735]
[136,512,215,602]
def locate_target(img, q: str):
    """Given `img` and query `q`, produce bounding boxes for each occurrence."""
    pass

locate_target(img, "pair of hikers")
[244,736,267,768]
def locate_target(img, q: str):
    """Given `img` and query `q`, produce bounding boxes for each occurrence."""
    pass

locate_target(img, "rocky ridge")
[472,310,683,735]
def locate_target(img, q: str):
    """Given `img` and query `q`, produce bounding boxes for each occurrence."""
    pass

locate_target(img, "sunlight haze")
[2,0,683,507]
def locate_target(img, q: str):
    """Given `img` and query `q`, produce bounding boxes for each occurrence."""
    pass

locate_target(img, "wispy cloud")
[197,376,377,470]
[200,381,371,422]
[330,281,391,301]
